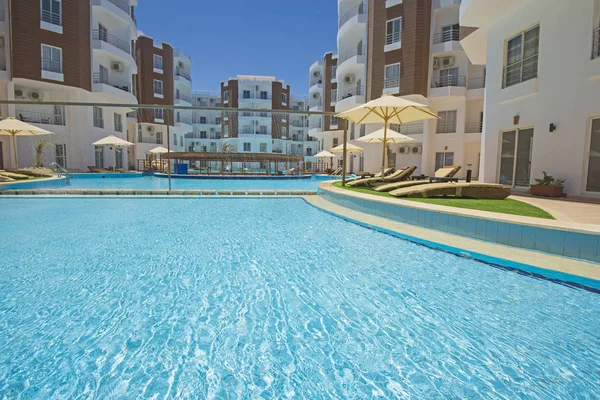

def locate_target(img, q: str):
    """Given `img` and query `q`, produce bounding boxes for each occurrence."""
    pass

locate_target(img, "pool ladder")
[48,162,70,186]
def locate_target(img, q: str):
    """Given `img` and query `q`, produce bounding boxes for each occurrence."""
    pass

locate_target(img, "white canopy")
[92,135,134,147]
[0,117,54,168]
[330,143,363,153]
[314,150,337,158]
[148,146,171,154]
[356,127,415,144]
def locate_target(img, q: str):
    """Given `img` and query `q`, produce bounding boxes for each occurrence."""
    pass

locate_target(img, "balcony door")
[499,128,534,186]
[440,67,458,86]
[98,23,107,42]
[586,118,600,192]
[99,65,108,84]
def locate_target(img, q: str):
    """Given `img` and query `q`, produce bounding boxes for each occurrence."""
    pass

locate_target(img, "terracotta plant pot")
[530,185,564,198]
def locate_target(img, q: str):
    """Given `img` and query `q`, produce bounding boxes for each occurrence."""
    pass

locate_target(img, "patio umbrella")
[148,146,171,154]
[0,117,54,169]
[337,94,438,176]
[315,150,337,171]
[92,135,134,171]
[331,143,363,175]
[356,127,415,144]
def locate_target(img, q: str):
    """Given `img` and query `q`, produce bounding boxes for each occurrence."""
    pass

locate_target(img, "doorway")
[499,128,534,186]
[586,117,600,192]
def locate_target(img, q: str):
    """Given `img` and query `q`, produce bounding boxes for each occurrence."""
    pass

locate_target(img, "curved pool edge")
[304,195,600,292]
[154,173,313,180]
[0,176,65,190]
[318,181,600,265]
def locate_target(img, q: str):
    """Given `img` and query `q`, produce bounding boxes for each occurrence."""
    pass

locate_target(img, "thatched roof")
[160,152,304,162]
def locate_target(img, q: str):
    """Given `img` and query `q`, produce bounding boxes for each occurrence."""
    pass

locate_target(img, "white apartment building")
[0,0,139,171]
[460,0,600,195]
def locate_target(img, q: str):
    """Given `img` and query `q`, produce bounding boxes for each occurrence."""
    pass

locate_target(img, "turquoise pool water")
[0,198,599,398]
[0,174,328,191]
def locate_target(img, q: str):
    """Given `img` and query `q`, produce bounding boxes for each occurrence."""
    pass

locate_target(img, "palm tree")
[221,142,233,173]
[34,140,55,168]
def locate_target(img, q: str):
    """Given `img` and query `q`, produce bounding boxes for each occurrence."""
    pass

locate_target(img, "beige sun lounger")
[17,168,54,177]
[348,166,416,187]
[344,168,394,184]
[389,182,511,199]
[0,171,30,180]
[88,166,109,173]
[374,165,462,192]
[0,175,15,182]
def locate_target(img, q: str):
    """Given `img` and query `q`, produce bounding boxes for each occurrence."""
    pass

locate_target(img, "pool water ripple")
[0,198,599,398]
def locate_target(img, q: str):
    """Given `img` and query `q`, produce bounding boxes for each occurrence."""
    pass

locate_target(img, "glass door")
[499,128,533,186]
[586,118,600,192]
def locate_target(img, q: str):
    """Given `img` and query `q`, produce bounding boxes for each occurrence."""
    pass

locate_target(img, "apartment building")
[460,0,600,195]
[314,0,485,177]
[0,0,138,171]
[184,90,222,155]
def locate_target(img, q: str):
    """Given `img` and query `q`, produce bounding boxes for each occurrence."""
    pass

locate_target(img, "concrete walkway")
[512,195,600,225]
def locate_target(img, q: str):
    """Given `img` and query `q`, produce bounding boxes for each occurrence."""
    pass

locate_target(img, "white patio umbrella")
[0,117,54,168]
[356,127,415,144]
[148,146,171,154]
[315,150,337,171]
[92,135,134,171]
[337,94,438,176]
[330,143,363,153]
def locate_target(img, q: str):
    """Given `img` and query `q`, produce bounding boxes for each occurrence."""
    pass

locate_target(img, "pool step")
[0,189,318,196]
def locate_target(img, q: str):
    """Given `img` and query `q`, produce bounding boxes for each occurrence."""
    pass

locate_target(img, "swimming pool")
[1,198,598,398]
[0,173,331,191]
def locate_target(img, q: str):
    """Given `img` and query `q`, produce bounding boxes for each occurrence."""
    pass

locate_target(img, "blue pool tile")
[508,224,523,247]
[423,211,433,228]
[455,217,468,237]
[520,226,537,251]
[431,212,440,228]
[577,233,599,262]
[546,230,566,256]
[534,229,550,253]
[497,223,510,245]
[475,219,487,240]
[447,215,458,234]
[417,210,426,227]
[485,221,499,243]
[465,218,478,239]
[563,232,582,259]
[438,213,449,232]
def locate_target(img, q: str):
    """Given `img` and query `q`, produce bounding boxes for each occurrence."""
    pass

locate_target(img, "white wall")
[480,0,600,194]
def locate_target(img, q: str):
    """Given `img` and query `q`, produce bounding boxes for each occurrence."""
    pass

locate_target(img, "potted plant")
[530,171,565,197]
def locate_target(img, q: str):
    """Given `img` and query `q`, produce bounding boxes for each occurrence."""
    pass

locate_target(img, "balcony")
[93,72,136,103]
[93,73,130,92]
[396,122,424,135]
[92,30,135,64]
[41,59,63,81]
[432,27,463,54]
[175,114,192,129]
[430,75,467,97]
[175,93,192,104]
[383,76,400,94]
[175,69,192,85]
[436,121,457,134]
[336,86,365,112]
[593,28,600,60]
[239,94,272,102]
[93,0,135,25]
[466,76,485,99]
[338,46,366,71]
[16,110,65,126]
[339,2,366,32]
[465,121,483,133]
[385,31,401,52]
[309,80,323,92]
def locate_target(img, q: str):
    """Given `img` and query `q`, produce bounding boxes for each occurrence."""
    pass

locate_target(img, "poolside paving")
[511,195,600,225]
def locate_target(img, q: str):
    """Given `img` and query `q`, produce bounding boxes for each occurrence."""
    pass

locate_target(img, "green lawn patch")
[332,181,554,219]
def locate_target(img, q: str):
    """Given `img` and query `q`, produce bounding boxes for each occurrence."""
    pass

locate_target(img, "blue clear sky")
[136,0,338,96]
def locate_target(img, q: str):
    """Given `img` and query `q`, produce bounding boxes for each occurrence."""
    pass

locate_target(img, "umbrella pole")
[11,133,18,169]
[113,146,116,171]
[166,121,172,192]
[381,120,388,177]
[342,119,348,186]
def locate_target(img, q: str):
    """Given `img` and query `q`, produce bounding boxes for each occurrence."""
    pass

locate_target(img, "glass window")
[281,93,287,104]
[224,91,229,101]
[114,113,122,132]
[153,54,163,70]
[200,116,207,124]
[260,126,268,135]
[587,118,600,192]
[224,125,229,137]
[93,106,103,128]
[441,24,460,42]
[384,63,400,88]
[95,146,104,168]
[503,25,540,88]
[330,116,338,126]
[499,129,533,186]
[331,89,337,102]
[55,144,67,169]
[156,131,163,145]
[333,138,339,146]
[386,17,402,45]
[115,148,123,169]
[435,152,454,170]
[41,0,61,25]
[282,126,287,138]
[243,142,251,151]
[243,90,251,99]
[260,143,267,152]
[153,79,163,95]
[332,66,337,79]
[41,44,62,73]
[260,91,268,100]
[436,110,457,134]
[155,108,164,120]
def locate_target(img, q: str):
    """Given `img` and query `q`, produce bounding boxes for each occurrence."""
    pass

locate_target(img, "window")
[503,25,540,88]
[114,113,122,132]
[115,148,123,169]
[41,44,62,73]
[200,116,207,124]
[200,131,207,139]
[435,152,455,171]
[330,116,338,126]
[260,91,268,100]
[438,67,459,87]
[386,17,402,45]
[281,93,287,104]
[41,0,61,26]
[156,131,163,145]
[499,129,534,186]
[155,108,164,121]
[95,146,104,168]
[93,106,103,128]
[586,118,600,191]
[55,144,67,169]
[215,117,221,124]
[333,138,339,146]
[281,126,287,138]
[224,125,229,137]
[441,24,460,43]
[153,79,163,96]
[153,54,163,70]
[259,126,268,135]
[437,110,457,133]
[243,142,251,152]
[332,66,337,79]
[384,63,400,88]
[259,112,268,118]
[243,90,251,99]
[224,91,229,102]
[260,143,267,153]
[331,89,337,102]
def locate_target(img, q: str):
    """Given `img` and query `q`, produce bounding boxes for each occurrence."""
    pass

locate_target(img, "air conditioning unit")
[111,61,124,72]
[312,92,319,99]
[29,91,43,101]
[412,146,422,154]
[14,89,25,99]
[441,56,455,68]
[344,75,354,84]
[146,125,155,135]
[313,70,321,78]
[399,146,410,154]
[433,58,440,70]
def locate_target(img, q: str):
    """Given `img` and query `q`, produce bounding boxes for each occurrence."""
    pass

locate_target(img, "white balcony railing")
[339,2,366,29]
[16,110,65,126]
[593,28,600,60]
[107,0,130,14]
[175,69,191,81]
[436,121,457,134]
[93,73,131,92]
[465,122,483,133]
[386,31,400,46]
[431,75,466,88]
[384,76,400,89]
[42,59,62,73]
[41,9,61,25]
[338,85,364,101]
[338,45,366,65]
[433,27,460,44]
[93,30,131,54]
[175,93,192,103]
[467,76,486,89]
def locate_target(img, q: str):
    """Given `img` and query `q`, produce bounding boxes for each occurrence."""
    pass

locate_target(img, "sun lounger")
[344,168,394,184]
[348,166,415,187]
[0,175,15,182]
[0,171,30,180]
[374,165,462,192]
[330,167,342,176]
[389,182,510,199]
[88,166,109,173]
[16,168,54,177]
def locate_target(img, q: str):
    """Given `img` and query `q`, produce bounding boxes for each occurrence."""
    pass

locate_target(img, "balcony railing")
[339,85,364,101]
[175,93,192,103]
[41,9,61,25]
[240,94,272,101]
[175,69,192,81]
[384,76,400,89]
[93,30,131,54]
[42,59,62,73]
[309,119,322,130]
[309,99,322,107]
[176,115,192,125]
[386,31,400,46]
[310,79,323,87]
[467,76,486,89]
[339,2,366,29]
[431,75,466,88]
[338,45,366,65]
[107,0,130,14]
[436,121,457,134]
[138,137,163,145]
[593,28,600,60]
[433,27,460,44]
[465,122,483,133]
[16,110,65,126]
[390,122,423,135]
[93,73,131,92]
